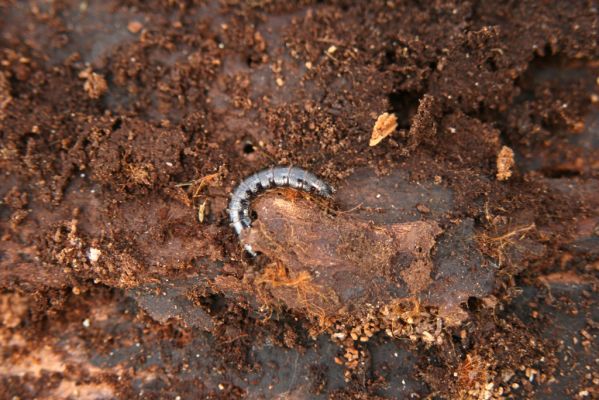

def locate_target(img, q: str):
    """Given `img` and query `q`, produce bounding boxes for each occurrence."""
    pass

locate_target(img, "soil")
[0,1,598,399]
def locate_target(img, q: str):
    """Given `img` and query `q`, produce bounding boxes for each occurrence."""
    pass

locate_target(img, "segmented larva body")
[229,166,334,254]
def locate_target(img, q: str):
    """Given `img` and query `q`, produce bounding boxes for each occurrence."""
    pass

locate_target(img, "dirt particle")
[0,72,12,121]
[0,293,28,328]
[496,145,515,181]
[369,112,398,146]
[127,20,143,34]
[87,248,101,263]
[125,163,153,186]
[417,203,431,214]
[79,68,108,99]
[3,186,28,209]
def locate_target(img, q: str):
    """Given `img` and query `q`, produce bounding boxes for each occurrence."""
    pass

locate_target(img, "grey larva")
[228,166,334,255]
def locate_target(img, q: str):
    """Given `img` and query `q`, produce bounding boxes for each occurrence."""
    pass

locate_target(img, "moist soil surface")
[0,1,598,399]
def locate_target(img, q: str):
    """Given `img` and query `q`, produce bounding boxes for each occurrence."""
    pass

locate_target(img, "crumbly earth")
[0,1,598,399]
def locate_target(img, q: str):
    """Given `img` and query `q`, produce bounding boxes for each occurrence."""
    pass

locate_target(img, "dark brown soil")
[0,1,597,399]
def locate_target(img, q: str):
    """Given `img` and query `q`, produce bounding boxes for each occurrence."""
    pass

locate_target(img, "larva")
[228,166,334,255]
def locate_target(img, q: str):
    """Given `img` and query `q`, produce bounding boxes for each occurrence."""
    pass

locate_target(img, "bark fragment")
[239,188,490,326]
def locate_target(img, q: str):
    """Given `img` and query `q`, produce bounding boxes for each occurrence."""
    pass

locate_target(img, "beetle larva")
[228,166,334,255]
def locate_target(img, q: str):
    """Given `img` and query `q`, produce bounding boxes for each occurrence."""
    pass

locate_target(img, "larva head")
[312,180,334,197]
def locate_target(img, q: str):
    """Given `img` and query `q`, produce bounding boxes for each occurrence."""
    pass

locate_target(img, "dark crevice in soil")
[387,90,422,129]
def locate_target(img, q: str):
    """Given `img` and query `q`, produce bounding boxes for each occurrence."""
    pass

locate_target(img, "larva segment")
[257,167,275,189]
[229,166,333,255]
[272,166,290,186]
[245,173,262,194]
[288,167,308,191]
[228,196,244,234]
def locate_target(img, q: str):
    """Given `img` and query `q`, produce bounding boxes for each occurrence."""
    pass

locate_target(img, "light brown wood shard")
[369,112,398,146]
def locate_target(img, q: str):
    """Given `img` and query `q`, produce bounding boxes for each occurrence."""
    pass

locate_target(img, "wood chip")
[496,145,515,181]
[369,112,397,146]
[198,200,207,223]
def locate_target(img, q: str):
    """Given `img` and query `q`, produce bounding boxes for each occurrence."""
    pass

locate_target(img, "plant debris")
[369,112,398,146]
[236,187,492,327]
[496,145,516,181]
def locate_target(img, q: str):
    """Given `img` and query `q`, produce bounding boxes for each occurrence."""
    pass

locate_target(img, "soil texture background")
[0,1,598,399]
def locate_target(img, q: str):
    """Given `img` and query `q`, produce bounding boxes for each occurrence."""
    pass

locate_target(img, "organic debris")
[369,112,398,146]
[496,146,515,181]
[127,20,143,34]
[79,68,108,99]
[239,188,492,326]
